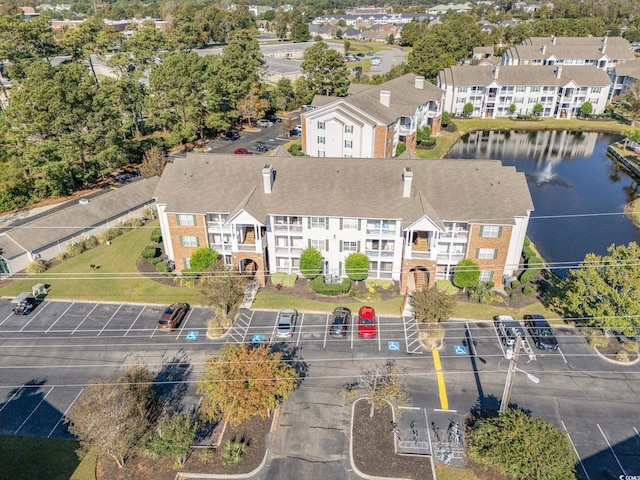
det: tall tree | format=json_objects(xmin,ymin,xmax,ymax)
[
  {"xmin": 297, "ymin": 41, "xmax": 350, "ymax": 103},
  {"xmin": 197, "ymin": 344, "xmax": 299, "ymax": 424},
  {"xmin": 289, "ymin": 9, "xmax": 311, "ymax": 42},
  {"xmin": 197, "ymin": 258, "xmax": 247, "ymax": 318},
  {"xmin": 146, "ymin": 51, "xmax": 209, "ymax": 146},
  {"xmin": 0, "ymin": 14, "xmax": 58, "ymax": 77},
  {"xmin": 468, "ymin": 408, "xmax": 575, "ymax": 480},
  {"xmin": 65, "ymin": 364, "xmax": 154, "ymax": 468},
  {"xmin": 407, "ymin": 34, "xmax": 456, "ymax": 82},
  {"xmin": 342, "ymin": 360, "xmax": 408, "ymax": 417},
  {"xmin": 563, "ymin": 242, "xmax": 640, "ymax": 336},
  {"xmin": 412, "ymin": 286, "xmax": 455, "ymax": 323},
  {"xmin": 619, "ymin": 81, "xmax": 640, "ymax": 126},
  {"xmin": 236, "ymin": 83, "xmax": 270, "ymax": 125}
]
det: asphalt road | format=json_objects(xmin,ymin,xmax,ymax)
[{"xmin": 0, "ymin": 299, "xmax": 637, "ymax": 480}]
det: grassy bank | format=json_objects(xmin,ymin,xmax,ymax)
[
  {"xmin": 0, "ymin": 224, "xmax": 199, "ymax": 305},
  {"xmin": 418, "ymin": 117, "xmax": 640, "ymax": 159}
]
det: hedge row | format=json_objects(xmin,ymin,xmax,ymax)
[
  {"xmin": 310, "ymin": 276, "xmax": 351, "ymax": 295},
  {"xmin": 271, "ymin": 272, "xmax": 297, "ymax": 287}
]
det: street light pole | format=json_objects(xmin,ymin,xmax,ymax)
[{"xmin": 500, "ymin": 338, "xmax": 521, "ymax": 413}]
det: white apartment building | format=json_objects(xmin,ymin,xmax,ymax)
[
  {"xmin": 502, "ymin": 36, "xmax": 636, "ymax": 72},
  {"xmin": 302, "ymin": 74, "xmax": 444, "ymax": 158},
  {"xmin": 437, "ymin": 64, "xmax": 611, "ymax": 119},
  {"xmin": 154, "ymin": 154, "xmax": 533, "ymax": 293}
]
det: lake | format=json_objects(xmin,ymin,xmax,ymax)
[{"xmin": 445, "ymin": 130, "xmax": 640, "ymax": 276}]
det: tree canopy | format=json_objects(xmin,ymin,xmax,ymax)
[
  {"xmin": 453, "ymin": 259, "xmax": 480, "ymax": 290},
  {"xmin": 197, "ymin": 344, "xmax": 299, "ymax": 425},
  {"xmin": 412, "ymin": 286, "xmax": 455, "ymax": 323},
  {"xmin": 296, "ymin": 41, "xmax": 350, "ymax": 104},
  {"xmin": 345, "ymin": 252, "xmax": 370, "ymax": 281},
  {"xmin": 563, "ymin": 242, "xmax": 640, "ymax": 336},
  {"xmin": 468, "ymin": 408, "xmax": 575, "ymax": 480},
  {"xmin": 299, "ymin": 247, "xmax": 323, "ymax": 279},
  {"xmin": 342, "ymin": 360, "xmax": 408, "ymax": 417}
]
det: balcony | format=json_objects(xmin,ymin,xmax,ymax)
[
  {"xmin": 274, "ymin": 224, "xmax": 303, "ymax": 232},
  {"xmin": 437, "ymin": 253, "xmax": 464, "ymax": 263},
  {"xmin": 409, "ymin": 250, "xmax": 431, "ymax": 259},
  {"xmin": 237, "ymin": 244, "xmax": 257, "ymax": 252},
  {"xmin": 366, "ymin": 250, "xmax": 394, "ymax": 258},
  {"xmin": 440, "ymin": 230, "xmax": 468, "ymax": 240},
  {"xmin": 366, "ymin": 228, "xmax": 396, "ymax": 237}
]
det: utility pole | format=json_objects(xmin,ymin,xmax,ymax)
[{"xmin": 500, "ymin": 338, "xmax": 521, "ymax": 413}]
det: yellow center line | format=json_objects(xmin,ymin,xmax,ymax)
[{"xmin": 432, "ymin": 350, "xmax": 449, "ymax": 410}]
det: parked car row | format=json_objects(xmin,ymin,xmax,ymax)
[
  {"xmin": 494, "ymin": 314, "xmax": 559, "ymax": 350},
  {"xmin": 276, "ymin": 305, "xmax": 378, "ymax": 340}
]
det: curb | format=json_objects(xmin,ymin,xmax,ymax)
[
  {"xmin": 349, "ymin": 398, "xmax": 414, "ymax": 480},
  {"xmin": 175, "ymin": 409, "xmax": 278, "ymax": 479},
  {"xmin": 593, "ymin": 345, "xmax": 640, "ymax": 366}
]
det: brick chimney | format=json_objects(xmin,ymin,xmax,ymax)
[
  {"xmin": 262, "ymin": 164, "xmax": 274, "ymax": 194},
  {"xmin": 402, "ymin": 167, "xmax": 413, "ymax": 198},
  {"xmin": 415, "ymin": 75, "xmax": 425, "ymax": 89},
  {"xmin": 380, "ymin": 90, "xmax": 391, "ymax": 107}
]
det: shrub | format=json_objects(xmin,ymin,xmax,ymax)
[
  {"xmin": 469, "ymin": 282, "xmax": 499, "ymax": 304},
  {"xmin": 271, "ymin": 272, "xmax": 287, "ymax": 286},
  {"xmin": 300, "ymin": 248, "xmax": 323, "ymax": 279},
  {"xmin": 288, "ymin": 143, "xmax": 305, "ymax": 156},
  {"xmin": 442, "ymin": 111, "xmax": 450, "ymax": 127},
  {"xmin": 223, "ymin": 439, "xmax": 246, "ymax": 466},
  {"xmin": 453, "ymin": 259, "xmax": 480, "ymax": 289},
  {"xmin": 620, "ymin": 340, "xmax": 638, "ymax": 353},
  {"xmin": 510, "ymin": 293, "xmax": 517, "ymax": 300},
  {"xmin": 587, "ymin": 330, "xmax": 609, "ymax": 348},
  {"xmin": 522, "ymin": 286, "xmax": 534, "ymax": 296},
  {"xmin": 26, "ymin": 259, "xmax": 48, "ymax": 274},
  {"xmin": 394, "ymin": 142, "xmax": 406, "ymax": 157},
  {"xmin": 141, "ymin": 246, "xmax": 159, "ymax": 260},
  {"xmin": 310, "ymin": 276, "xmax": 351, "ymax": 295},
  {"xmin": 365, "ymin": 279, "xmax": 394, "ymax": 290},
  {"xmin": 66, "ymin": 240, "xmax": 86, "ymax": 257},
  {"xmin": 345, "ymin": 252, "xmax": 369, "ymax": 281},
  {"xmin": 189, "ymin": 247, "xmax": 218, "ymax": 272},
  {"xmin": 522, "ymin": 244, "xmax": 535, "ymax": 260},
  {"xmin": 150, "ymin": 228, "xmax": 162, "ymax": 243},
  {"xmin": 207, "ymin": 316, "xmax": 232, "ymax": 338},
  {"xmin": 155, "ymin": 262, "xmax": 169, "ymax": 273},
  {"xmin": 435, "ymin": 280, "xmax": 458, "ymax": 295},
  {"xmin": 418, "ymin": 137, "xmax": 436, "ymax": 147},
  {"xmin": 150, "ymin": 257, "xmax": 163, "ymax": 265},
  {"xmin": 510, "ymin": 279, "xmax": 521, "ymax": 289},
  {"xmin": 282, "ymin": 273, "xmax": 297, "ymax": 287},
  {"xmin": 519, "ymin": 268, "xmax": 538, "ymax": 284},
  {"xmin": 616, "ymin": 350, "xmax": 629, "ymax": 362},
  {"xmin": 84, "ymin": 235, "xmax": 99, "ymax": 249},
  {"xmin": 103, "ymin": 226, "xmax": 125, "ymax": 241}
]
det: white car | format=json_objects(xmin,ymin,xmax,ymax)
[
  {"xmin": 257, "ymin": 119, "xmax": 273, "ymax": 127},
  {"xmin": 276, "ymin": 309, "xmax": 298, "ymax": 338}
]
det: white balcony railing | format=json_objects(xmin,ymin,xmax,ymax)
[{"xmin": 237, "ymin": 244, "xmax": 256, "ymax": 252}]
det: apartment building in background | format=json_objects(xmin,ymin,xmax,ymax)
[
  {"xmin": 302, "ymin": 74, "xmax": 444, "ymax": 158},
  {"xmin": 437, "ymin": 64, "xmax": 611, "ymax": 119},
  {"xmin": 153, "ymin": 154, "xmax": 533, "ymax": 293}
]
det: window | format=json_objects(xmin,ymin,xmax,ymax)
[
  {"xmin": 456, "ymin": 97, "xmax": 466, "ymax": 104},
  {"xmin": 342, "ymin": 218, "xmax": 358, "ymax": 230},
  {"xmin": 310, "ymin": 217, "xmax": 325, "ymax": 228},
  {"xmin": 176, "ymin": 214, "xmax": 196, "ymax": 226},
  {"xmin": 515, "ymin": 97, "xmax": 524, "ymax": 104},
  {"xmin": 528, "ymin": 97, "xmax": 538, "ymax": 104},
  {"xmin": 591, "ymin": 87, "xmax": 601, "ymax": 94},
  {"xmin": 345, "ymin": 125, "xmax": 353, "ymax": 133},
  {"xmin": 223, "ymin": 255, "xmax": 232, "ymax": 266},
  {"xmin": 318, "ymin": 136, "xmax": 325, "ymax": 144},
  {"xmin": 479, "ymin": 270, "xmax": 494, "ymax": 282},
  {"xmin": 317, "ymin": 121, "xmax": 325, "ymax": 129},
  {"xmin": 530, "ymin": 86, "xmax": 540, "ymax": 93},
  {"xmin": 310, "ymin": 239, "xmax": 325, "ymax": 250},
  {"xmin": 457, "ymin": 87, "xmax": 467, "ymax": 93},
  {"xmin": 318, "ymin": 150, "xmax": 326, "ymax": 157},
  {"xmin": 480, "ymin": 225, "xmax": 502, "ymax": 238},
  {"xmin": 516, "ymin": 86, "xmax": 526, "ymax": 93},
  {"xmin": 344, "ymin": 140, "xmax": 353, "ymax": 148},
  {"xmin": 206, "ymin": 213, "xmax": 227, "ymax": 224},
  {"xmin": 342, "ymin": 241, "xmax": 358, "ymax": 252},
  {"xmin": 180, "ymin": 235, "xmax": 199, "ymax": 247},
  {"xmin": 476, "ymin": 248, "xmax": 497, "ymax": 259},
  {"xmin": 276, "ymin": 257, "xmax": 290, "ymax": 268}
]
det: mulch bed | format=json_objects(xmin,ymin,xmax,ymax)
[
  {"xmin": 97, "ymin": 414, "xmax": 272, "ymax": 480},
  {"xmin": 594, "ymin": 337, "xmax": 639, "ymax": 363},
  {"xmin": 265, "ymin": 277, "xmax": 399, "ymax": 305},
  {"xmin": 352, "ymin": 400, "xmax": 433, "ymax": 480}
]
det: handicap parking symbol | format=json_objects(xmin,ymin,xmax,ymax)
[
  {"xmin": 388, "ymin": 341, "xmax": 400, "ymax": 351},
  {"xmin": 252, "ymin": 334, "xmax": 265, "ymax": 344},
  {"xmin": 186, "ymin": 331, "xmax": 199, "ymax": 341},
  {"xmin": 454, "ymin": 345, "xmax": 467, "ymax": 355}
]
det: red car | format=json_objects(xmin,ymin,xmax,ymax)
[
  {"xmin": 158, "ymin": 302, "xmax": 189, "ymax": 330},
  {"xmin": 234, "ymin": 148, "xmax": 254, "ymax": 155},
  {"xmin": 357, "ymin": 305, "xmax": 377, "ymax": 338}
]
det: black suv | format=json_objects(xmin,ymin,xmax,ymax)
[
  {"xmin": 223, "ymin": 131, "xmax": 240, "ymax": 141},
  {"xmin": 329, "ymin": 307, "xmax": 351, "ymax": 337},
  {"xmin": 524, "ymin": 314, "xmax": 558, "ymax": 350}
]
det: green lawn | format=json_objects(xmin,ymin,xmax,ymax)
[
  {"xmin": 252, "ymin": 290, "xmax": 405, "ymax": 315},
  {"xmin": 0, "ymin": 436, "xmax": 91, "ymax": 480},
  {"xmin": 452, "ymin": 300, "xmax": 558, "ymax": 321},
  {"xmin": 0, "ymin": 223, "xmax": 199, "ymax": 305}
]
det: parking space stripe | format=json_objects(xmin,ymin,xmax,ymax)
[
  {"xmin": 15, "ymin": 386, "xmax": 54, "ymax": 434},
  {"xmin": 241, "ymin": 311, "xmax": 254, "ymax": 343},
  {"xmin": 71, "ymin": 303, "xmax": 98, "ymax": 335},
  {"xmin": 0, "ymin": 311, "xmax": 15, "ymax": 327},
  {"xmin": 465, "ymin": 322, "xmax": 476, "ymax": 356},
  {"xmin": 48, "ymin": 388, "xmax": 84, "ymax": 438},
  {"xmin": 561, "ymin": 420, "xmax": 591, "ymax": 480},
  {"xmin": 46, "ymin": 303, "xmax": 76, "ymax": 333},
  {"xmin": 98, "ymin": 304, "xmax": 122, "ymax": 336},
  {"xmin": 432, "ymin": 350, "xmax": 449, "ymax": 411},
  {"xmin": 175, "ymin": 307, "xmax": 194, "ymax": 341},
  {"xmin": 350, "ymin": 317, "xmax": 354, "ymax": 349},
  {"xmin": 125, "ymin": 306, "xmax": 146, "ymax": 337},
  {"xmin": 322, "ymin": 314, "xmax": 329, "ymax": 348},
  {"xmin": 0, "ymin": 384, "xmax": 24, "ymax": 414},
  {"xmin": 295, "ymin": 313, "xmax": 304, "ymax": 347},
  {"xmin": 378, "ymin": 321, "xmax": 382, "ymax": 351},
  {"xmin": 597, "ymin": 423, "xmax": 627, "ymax": 476},
  {"xmin": 19, "ymin": 302, "xmax": 50, "ymax": 332}
]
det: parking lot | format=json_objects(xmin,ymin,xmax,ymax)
[
  {"xmin": 204, "ymin": 118, "xmax": 295, "ymax": 155},
  {"xmin": 225, "ymin": 309, "xmax": 424, "ymax": 355},
  {"xmin": 0, "ymin": 299, "xmax": 213, "ymax": 341}
]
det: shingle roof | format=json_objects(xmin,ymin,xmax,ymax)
[
  {"xmin": 438, "ymin": 65, "xmax": 611, "ymax": 87},
  {"xmin": 614, "ymin": 57, "xmax": 640, "ymax": 79},
  {"xmin": 154, "ymin": 154, "xmax": 533, "ymax": 229},
  {"xmin": 310, "ymin": 74, "xmax": 444, "ymax": 125},
  {"xmin": 507, "ymin": 36, "xmax": 635, "ymax": 63},
  {"xmin": 0, "ymin": 177, "xmax": 159, "ymax": 259}
]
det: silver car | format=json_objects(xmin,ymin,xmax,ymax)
[{"xmin": 276, "ymin": 309, "xmax": 298, "ymax": 338}]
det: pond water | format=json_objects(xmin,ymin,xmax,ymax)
[{"xmin": 445, "ymin": 130, "xmax": 640, "ymax": 276}]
